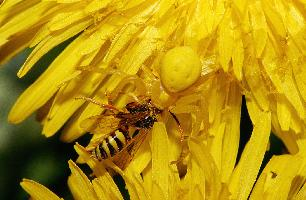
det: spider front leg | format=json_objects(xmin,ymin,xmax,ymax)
[
  {"xmin": 167, "ymin": 110, "xmax": 190, "ymax": 168},
  {"xmin": 168, "ymin": 111, "xmax": 187, "ymax": 143}
]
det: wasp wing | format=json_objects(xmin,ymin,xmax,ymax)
[
  {"xmin": 112, "ymin": 129, "xmax": 149, "ymax": 169},
  {"xmin": 80, "ymin": 114, "xmax": 121, "ymax": 135}
]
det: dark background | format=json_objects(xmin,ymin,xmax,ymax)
[
  {"xmin": 0, "ymin": 47, "xmax": 76, "ymax": 199},
  {"xmin": 0, "ymin": 44, "xmax": 284, "ymax": 199}
]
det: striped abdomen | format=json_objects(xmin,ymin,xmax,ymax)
[{"xmin": 92, "ymin": 128, "xmax": 131, "ymax": 160}]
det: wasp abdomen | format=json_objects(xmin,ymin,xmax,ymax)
[{"xmin": 93, "ymin": 128, "xmax": 130, "ymax": 160}]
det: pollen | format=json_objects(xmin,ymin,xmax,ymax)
[{"xmin": 160, "ymin": 46, "xmax": 202, "ymax": 93}]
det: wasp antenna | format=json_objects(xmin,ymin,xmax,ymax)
[
  {"xmin": 168, "ymin": 111, "xmax": 185, "ymax": 143},
  {"xmin": 75, "ymin": 96, "xmax": 119, "ymax": 112}
]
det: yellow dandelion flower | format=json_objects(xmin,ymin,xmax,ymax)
[
  {"xmin": 1, "ymin": 0, "xmax": 306, "ymax": 199},
  {"xmin": 22, "ymin": 120, "xmax": 306, "ymax": 199}
]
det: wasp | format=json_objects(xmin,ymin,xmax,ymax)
[{"xmin": 77, "ymin": 97, "xmax": 180, "ymax": 169}]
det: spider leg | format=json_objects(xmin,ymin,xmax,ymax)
[
  {"xmin": 168, "ymin": 111, "xmax": 186, "ymax": 143},
  {"xmin": 75, "ymin": 96, "xmax": 120, "ymax": 112}
]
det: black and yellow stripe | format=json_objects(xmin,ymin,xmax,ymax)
[{"xmin": 93, "ymin": 128, "xmax": 131, "ymax": 160}]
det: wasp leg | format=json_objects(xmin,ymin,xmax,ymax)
[{"xmin": 75, "ymin": 96, "xmax": 120, "ymax": 112}]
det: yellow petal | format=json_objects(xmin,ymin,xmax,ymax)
[
  {"xmin": 249, "ymin": 173, "xmax": 267, "ymax": 200},
  {"xmin": 84, "ymin": 0, "xmax": 112, "ymax": 14},
  {"xmin": 232, "ymin": 38, "xmax": 244, "ymax": 80},
  {"xmin": 0, "ymin": 0, "xmax": 24, "ymax": 11},
  {"xmin": 189, "ymin": 138, "xmax": 222, "ymax": 199},
  {"xmin": 90, "ymin": 179, "xmax": 108, "ymax": 200},
  {"xmin": 208, "ymin": 0, "xmax": 226, "ymax": 34},
  {"xmin": 41, "ymin": 74, "xmax": 99, "ymax": 137},
  {"xmin": 151, "ymin": 0, "xmax": 176, "ymax": 22},
  {"xmin": 218, "ymin": 9, "xmax": 234, "ymax": 72},
  {"xmin": 254, "ymin": 155, "xmax": 303, "ymax": 199},
  {"xmin": 244, "ymin": 59, "xmax": 269, "ymax": 112},
  {"xmin": 179, "ymin": 168, "xmax": 198, "ymax": 200},
  {"xmin": 276, "ymin": 95, "xmax": 291, "ymax": 131},
  {"xmin": 123, "ymin": 168, "xmax": 150, "ymax": 200},
  {"xmin": 17, "ymin": 19, "xmax": 92, "ymax": 77},
  {"xmin": 92, "ymin": 178, "xmax": 123, "ymax": 200},
  {"xmin": 61, "ymin": 26, "xmax": 162, "ymax": 141},
  {"xmin": 218, "ymin": 183, "xmax": 231, "ymax": 199},
  {"xmin": 151, "ymin": 122, "xmax": 169, "ymax": 200},
  {"xmin": 271, "ymin": 111, "xmax": 299, "ymax": 154},
  {"xmin": 262, "ymin": 40, "xmax": 305, "ymax": 120},
  {"xmin": 229, "ymin": 111, "xmax": 271, "ymax": 199},
  {"xmin": 233, "ymin": 0, "xmax": 247, "ymax": 18},
  {"xmin": 47, "ymin": 9, "xmax": 88, "ymax": 32},
  {"xmin": 79, "ymin": 17, "xmax": 124, "ymax": 56},
  {"xmin": 208, "ymin": 74, "xmax": 227, "ymax": 124},
  {"xmin": 74, "ymin": 144, "xmax": 124, "ymax": 200},
  {"xmin": 8, "ymin": 33, "xmax": 90, "ymax": 124},
  {"xmin": 0, "ymin": 30, "xmax": 34, "ymax": 65},
  {"xmin": 68, "ymin": 160, "xmax": 97, "ymax": 200},
  {"xmin": 221, "ymin": 82, "xmax": 241, "ymax": 183},
  {"xmin": 208, "ymin": 76, "xmax": 230, "ymax": 172},
  {"xmin": 276, "ymin": 1, "xmax": 306, "ymax": 55},
  {"xmin": 42, "ymin": 20, "xmax": 121, "ymax": 136},
  {"xmin": 261, "ymin": 0, "xmax": 286, "ymax": 38},
  {"xmin": 0, "ymin": 1, "xmax": 55, "ymax": 45},
  {"xmin": 210, "ymin": 122, "xmax": 225, "ymax": 171},
  {"xmin": 189, "ymin": 158, "xmax": 206, "ymax": 199},
  {"xmin": 142, "ymin": 164, "xmax": 153, "ymax": 196},
  {"xmin": 20, "ymin": 179, "xmax": 62, "ymax": 200},
  {"xmin": 88, "ymin": 151, "xmax": 149, "ymax": 200},
  {"xmin": 289, "ymin": 40, "xmax": 306, "ymax": 103},
  {"xmin": 103, "ymin": 2, "xmax": 159, "ymax": 64},
  {"xmin": 184, "ymin": 0, "xmax": 210, "ymax": 47},
  {"xmin": 118, "ymin": 26, "xmax": 163, "ymax": 73},
  {"xmin": 168, "ymin": 164, "xmax": 181, "ymax": 200},
  {"xmin": 103, "ymin": 22, "xmax": 142, "ymax": 64},
  {"xmin": 245, "ymin": 93, "xmax": 262, "ymax": 124},
  {"xmin": 129, "ymin": 135, "xmax": 151, "ymax": 175},
  {"xmin": 248, "ymin": 2, "xmax": 268, "ymax": 57},
  {"xmin": 293, "ymin": 181, "xmax": 306, "ymax": 200},
  {"xmin": 55, "ymin": 0, "xmax": 82, "ymax": 3}
]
